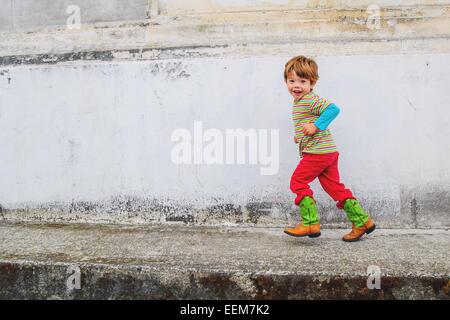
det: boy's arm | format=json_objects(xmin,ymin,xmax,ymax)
[
  {"xmin": 302, "ymin": 104, "xmax": 339, "ymax": 135},
  {"xmin": 314, "ymin": 103, "xmax": 340, "ymax": 130}
]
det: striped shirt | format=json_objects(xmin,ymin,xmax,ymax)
[{"xmin": 292, "ymin": 92, "xmax": 338, "ymax": 157}]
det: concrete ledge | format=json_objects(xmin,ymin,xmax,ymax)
[
  {"xmin": 1, "ymin": 5, "xmax": 449, "ymax": 61},
  {"xmin": 1, "ymin": 37, "xmax": 450, "ymax": 67},
  {"xmin": 0, "ymin": 222, "xmax": 448, "ymax": 299}
]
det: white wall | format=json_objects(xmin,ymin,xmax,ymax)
[
  {"xmin": 1, "ymin": 54, "xmax": 449, "ymax": 227},
  {"xmin": 0, "ymin": 0, "xmax": 449, "ymax": 227}
]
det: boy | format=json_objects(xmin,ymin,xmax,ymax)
[{"xmin": 283, "ymin": 55, "xmax": 375, "ymax": 242}]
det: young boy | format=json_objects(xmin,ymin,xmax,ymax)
[{"xmin": 283, "ymin": 55, "xmax": 376, "ymax": 242}]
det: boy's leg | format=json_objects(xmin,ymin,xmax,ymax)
[
  {"xmin": 316, "ymin": 152, "xmax": 354, "ymax": 207},
  {"xmin": 341, "ymin": 199, "xmax": 376, "ymax": 242},
  {"xmin": 290, "ymin": 153, "xmax": 331, "ymax": 205},
  {"xmin": 284, "ymin": 196, "xmax": 321, "ymax": 237},
  {"xmin": 317, "ymin": 152, "xmax": 376, "ymax": 241},
  {"xmin": 285, "ymin": 153, "xmax": 336, "ymax": 237}
]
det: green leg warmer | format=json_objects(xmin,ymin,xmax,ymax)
[
  {"xmin": 343, "ymin": 198, "xmax": 369, "ymax": 227},
  {"xmin": 299, "ymin": 196, "xmax": 320, "ymax": 226}
]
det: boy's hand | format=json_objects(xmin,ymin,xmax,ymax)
[
  {"xmin": 294, "ymin": 136, "xmax": 299, "ymax": 144},
  {"xmin": 301, "ymin": 123, "xmax": 318, "ymax": 136}
]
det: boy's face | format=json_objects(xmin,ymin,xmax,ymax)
[{"xmin": 286, "ymin": 71, "xmax": 314, "ymax": 100}]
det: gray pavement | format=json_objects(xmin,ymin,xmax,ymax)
[{"xmin": 0, "ymin": 221, "xmax": 449, "ymax": 299}]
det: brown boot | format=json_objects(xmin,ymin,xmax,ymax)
[
  {"xmin": 342, "ymin": 218, "xmax": 376, "ymax": 242},
  {"xmin": 284, "ymin": 223, "xmax": 321, "ymax": 238}
]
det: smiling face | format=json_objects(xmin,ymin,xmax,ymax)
[{"xmin": 286, "ymin": 71, "xmax": 315, "ymax": 100}]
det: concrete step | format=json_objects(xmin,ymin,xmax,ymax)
[{"xmin": 0, "ymin": 221, "xmax": 448, "ymax": 299}]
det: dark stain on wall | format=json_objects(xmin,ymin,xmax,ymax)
[
  {"xmin": 2, "ymin": 187, "xmax": 449, "ymax": 228},
  {"xmin": 0, "ymin": 45, "xmax": 229, "ymax": 67},
  {"xmin": 401, "ymin": 186, "xmax": 450, "ymax": 229},
  {"xmin": 0, "ymin": 69, "xmax": 11, "ymax": 84},
  {"xmin": 246, "ymin": 202, "xmax": 272, "ymax": 224},
  {"xmin": 203, "ymin": 203, "xmax": 243, "ymax": 223},
  {"xmin": 0, "ymin": 51, "xmax": 114, "ymax": 66}
]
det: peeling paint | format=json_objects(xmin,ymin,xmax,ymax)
[
  {"xmin": 0, "ymin": 69, "xmax": 11, "ymax": 84},
  {"xmin": 204, "ymin": 203, "xmax": 243, "ymax": 223},
  {"xmin": 246, "ymin": 202, "xmax": 272, "ymax": 224},
  {"xmin": 0, "ymin": 193, "xmax": 441, "ymax": 228},
  {"xmin": 0, "ymin": 46, "xmax": 228, "ymax": 67},
  {"xmin": 0, "ymin": 51, "xmax": 115, "ymax": 66}
]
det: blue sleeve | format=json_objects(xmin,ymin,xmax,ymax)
[{"xmin": 314, "ymin": 103, "xmax": 340, "ymax": 130}]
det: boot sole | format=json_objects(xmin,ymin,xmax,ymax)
[
  {"xmin": 284, "ymin": 230, "xmax": 321, "ymax": 238},
  {"xmin": 342, "ymin": 224, "xmax": 376, "ymax": 242},
  {"xmin": 308, "ymin": 232, "xmax": 321, "ymax": 238},
  {"xmin": 366, "ymin": 224, "xmax": 376, "ymax": 234}
]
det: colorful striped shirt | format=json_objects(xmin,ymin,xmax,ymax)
[{"xmin": 292, "ymin": 92, "xmax": 338, "ymax": 157}]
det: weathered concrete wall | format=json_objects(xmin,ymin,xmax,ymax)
[
  {"xmin": 0, "ymin": 0, "xmax": 150, "ymax": 32},
  {"xmin": 0, "ymin": 1, "xmax": 449, "ymax": 228}
]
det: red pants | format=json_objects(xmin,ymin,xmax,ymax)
[{"xmin": 290, "ymin": 152, "xmax": 354, "ymax": 209}]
